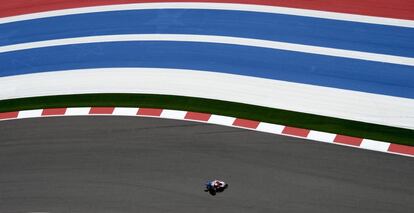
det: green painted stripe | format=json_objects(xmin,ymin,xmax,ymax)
[{"xmin": 1, "ymin": 93, "xmax": 413, "ymax": 146}]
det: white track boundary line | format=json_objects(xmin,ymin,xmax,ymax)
[{"xmin": 1, "ymin": 34, "xmax": 413, "ymax": 66}]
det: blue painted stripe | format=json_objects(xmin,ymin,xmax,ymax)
[
  {"xmin": 1, "ymin": 9, "xmax": 413, "ymax": 57},
  {"xmin": 1, "ymin": 41, "xmax": 413, "ymax": 98}
]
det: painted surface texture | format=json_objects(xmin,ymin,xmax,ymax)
[{"xmin": 0, "ymin": 1, "xmax": 413, "ymax": 129}]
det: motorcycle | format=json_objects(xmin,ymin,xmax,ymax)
[{"xmin": 204, "ymin": 180, "xmax": 228, "ymax": 196}]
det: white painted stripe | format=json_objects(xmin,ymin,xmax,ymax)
[
  {"xmin": 208, "ymin": 115, "xmax": 236, "ymax": 126},
  {"xmin": 113, "ymin": 107, "xmax": 139, "ymax": 116},
  {"xmin": 360, "ymin": 139, "xmax": 391, "ymax": 152},
  {"xmin": 65, "ymin": 107, "xmax": 91, "ymax": 115},
  {"xmin": 17, "ymin": 109, "xmax": 43, "ymax": 118},
  {"xmin": 256, "ymin": 122, "xmax": 284, "ymax": 134},
  {"xmin": 307, "ymin": 130, "xmax": 336, "ymax": 143},
  {"xmin": 1, "ymin": 34, "xmax": 412, "ymax": 66},
  {"xmin": 386, "ymin": 151, "xmax": 414, "ymax": 158},
  {"xmin": 0, "ymin": 3, "xmax": 412, "ymax": 28},
  {"xmin": 160, "ymin": 109, "xmax": 187, "ymax": 119},
  {"xmin": 1, "ymin": 68, "xmax": 414, "ymax": 129}
]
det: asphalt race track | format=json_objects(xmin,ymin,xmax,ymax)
[{"xmin": 0, "ymin": 116, "xmax": 413, "ymax": 213}]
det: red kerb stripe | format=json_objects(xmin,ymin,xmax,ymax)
[
  {"xmin": 232, "ymin": 118, "xmax": 259, "ymax": 129},
  {"xmin": 185, "ymin": 112, "xmax": 211, "ymax": 121},
  {"xmin": 388, "ymin": 144, "xmax": 414, "ymax": 156},
  {"xmin": 89, "ymin": 107, "xmax": 115, "ymax": 114},
  {"xmin": 137, "ymin": 108, "xmax": 163, "ymax": 116},
  {"xmin": 0, "ymin": 111, "xmax": 19, "ymax": 120},
  {"xmin": 42, "ymin": 108, "xmax": 67, "ymax": 116},
  {"xmin": 334, "ymin": 135, "xmax": 363, "ymax": 146},
  {"xmin": 282, "ymin": 126, "xmax": 310, "ymax": 137},
  {"xmin": 0, "ymin": 0, "xmax": 412, "ymax": 20}
]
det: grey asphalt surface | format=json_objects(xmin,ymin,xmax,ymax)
[{"xmin": 0, "ymin": 116, "xmax": 413, "ymax": 213}]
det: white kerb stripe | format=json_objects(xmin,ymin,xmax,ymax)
[
  {"xmin": 307, "ymin": 130, "xmax": 336, "ymax": 143},
  {"xmin": 256, "ymin": 122, "xmax": 284, "ymax": 134},
  {"xmin": 17, "ymin": 109, "xmax": 43, "ymax": 118},
  {"xmin": 360, "ymin": 139, "xmax": 391, "ymax": 152},
  {"xmin": 113, "ymin": 107, "xmax": 139, "ymax": 116},
  {"xmin": 160, "ymin": 109, "xmax": 187, "ymax": 119},
  {"xmin": 208, "ymin": 115, "xmax": 236, "ymax": 126},
  {"xmin": 0, "ymin": 2, "xmax": 412, "ymax": 28},
  {"xmin": 1, "ymin": 34, "xmax": 412, "ymax": 66},
  {"xmin": 65, "ymin": 107, "xmax": 91, "ymax": 115}
]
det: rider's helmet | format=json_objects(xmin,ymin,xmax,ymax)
[{"xmin": 214, "ymin": 180, "xmax": 222, "ymax": 187}]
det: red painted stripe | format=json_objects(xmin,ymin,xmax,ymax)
[
  {"xmin": 0, "ymin": 111, "xmax": 19, "ymax": 120},
  {"xmin": 388, "ymin": 143, "xmax": 414, "ymax": 156},
  {"xmin": 41, "ymin": 108, "xmax": 67, "ymax": 116},
  {"xmin": 185, "ymin": 111, "xmax": 211, "ymax": 121},
  {"xmin": 233, "ymin": 118, "xmax": 259, "ymax": 129},
  {"xmin": 282, "ymin": 126, "xmax": 310, "ymax": 137},
  {"xmin": 89, "ymin": 107, "xmax": 115, "ymax": 114},
  {"xmin": 0, "ymin": 0, "xmax": 412, "ymax": 20},
  {"xmin": 334, "ymin": 135, "xmax": 363, "ymax": 146},
  {"xmin": 137, "ymin": 108, "xmax": 163, "ymax": 116}
]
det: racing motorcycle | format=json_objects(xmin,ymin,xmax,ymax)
[{"xmin": 204, "ymin": 180, "xmax": 228, "ymax": 196}]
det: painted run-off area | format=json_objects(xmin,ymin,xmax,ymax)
[{"xmin": 0, "ymin": 2, "xmax": 409, "ymax": 143}]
